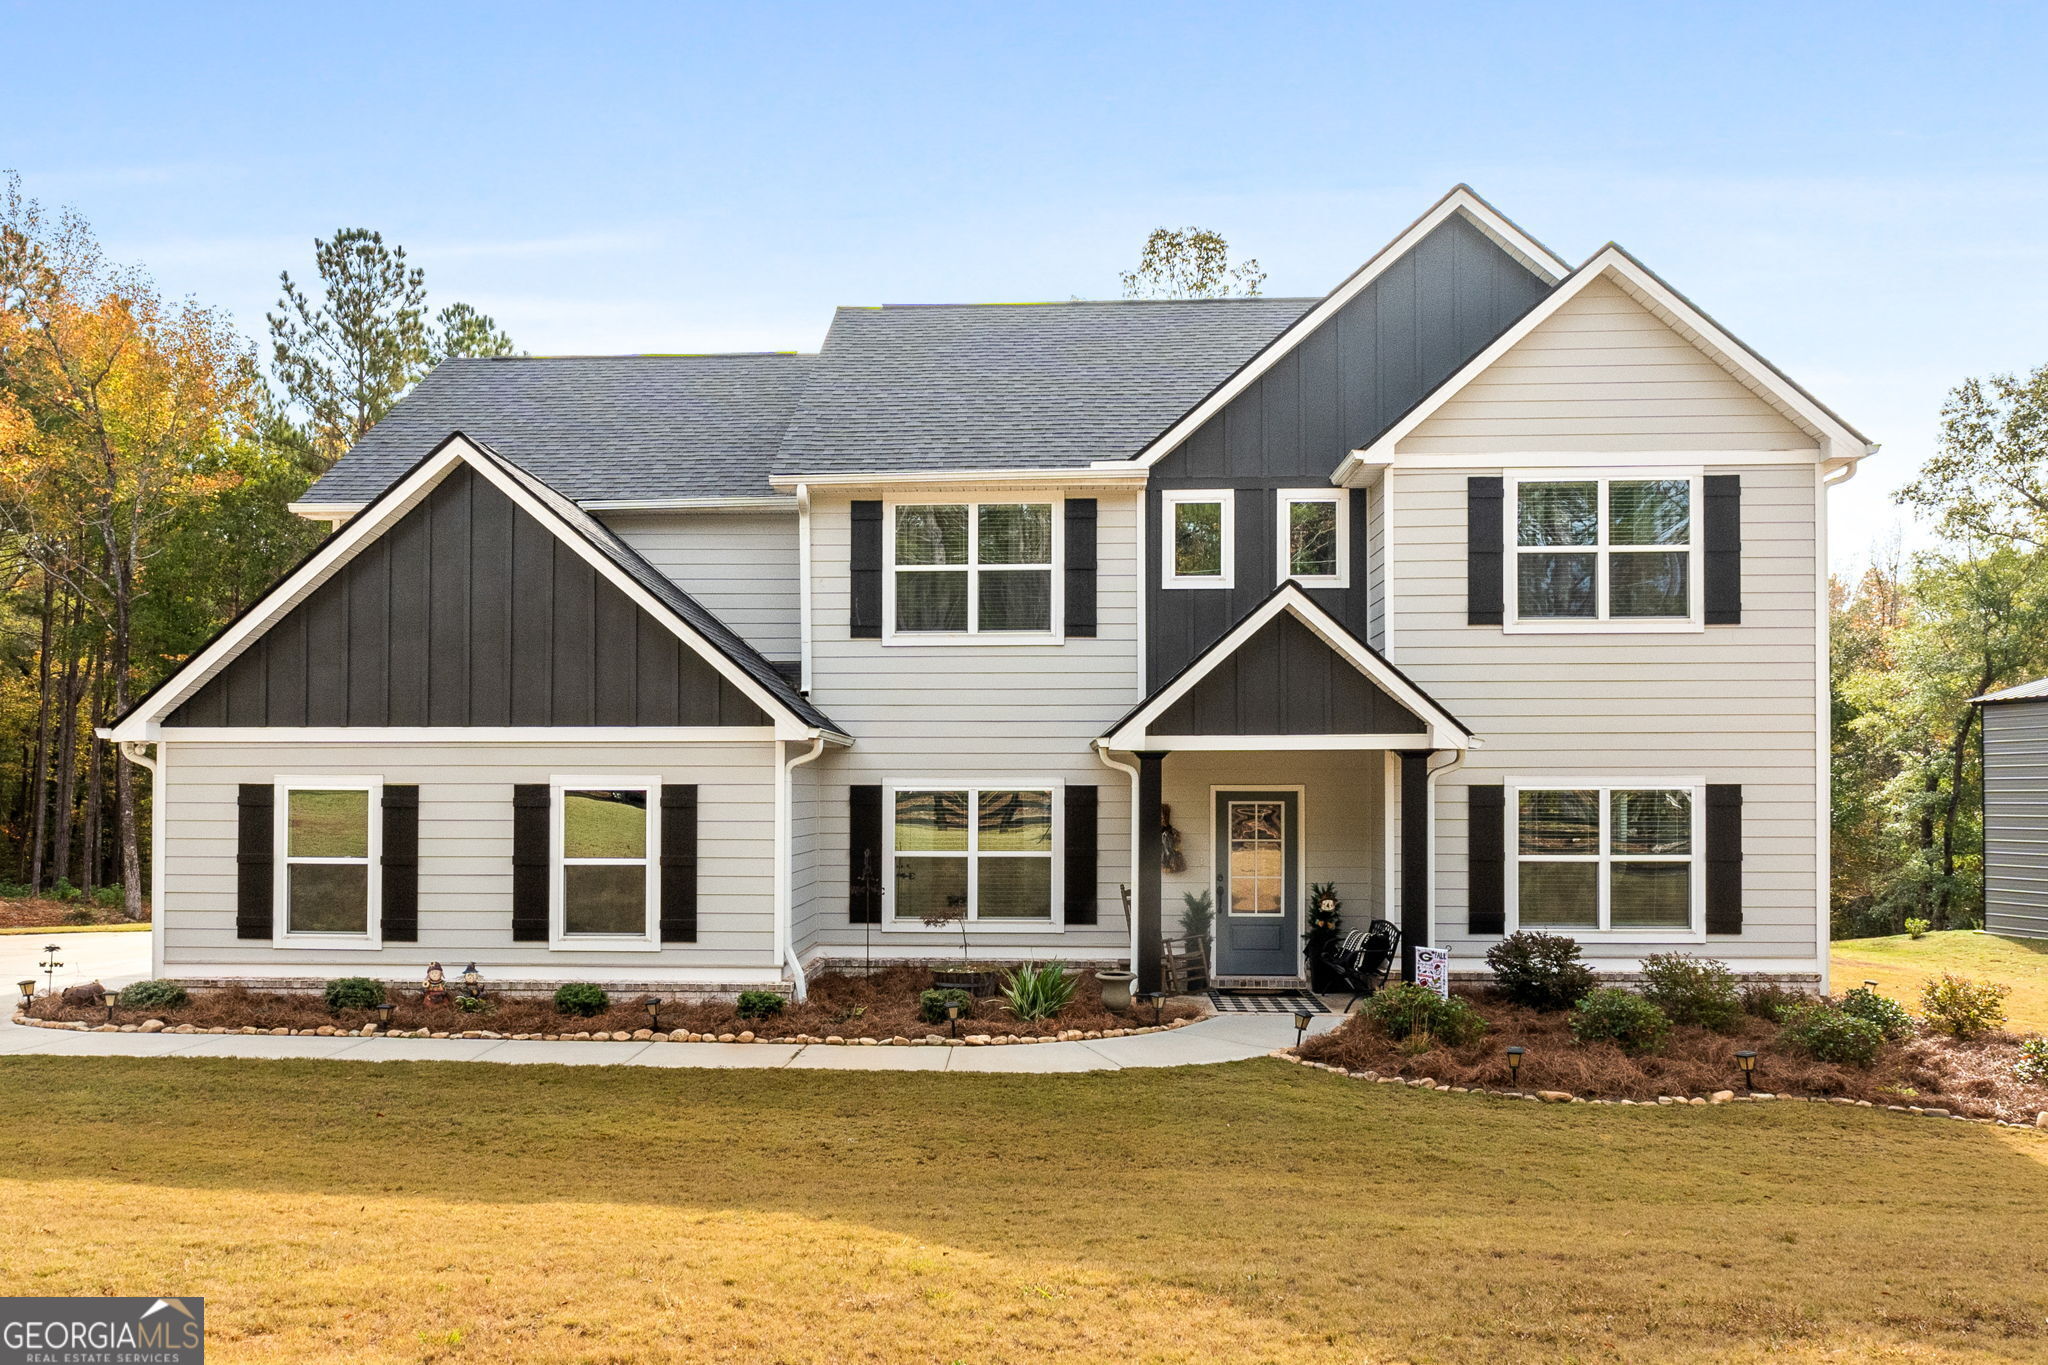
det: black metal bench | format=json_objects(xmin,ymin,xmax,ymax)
[{"xmin": 1316, "ymin": 919, "xmax": 1401, "ymax": 1008}]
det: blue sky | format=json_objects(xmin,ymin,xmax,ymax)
[{"xmin": 7, "ymin": 0, "xmax": 2045, "ymax": 564}]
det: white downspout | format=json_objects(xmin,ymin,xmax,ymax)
[
  {"xmin": 777, "ymin": 736, "xmax": 827, "ymax": 1001},
  {"xmin": 796, "ymin": 483, "xmax": 813, "ymax": 695},
  {"xmin": 118, "ymin": 740, "xmax": 164, "ymax": 979},
  {"xmin": 1094, "ymin": 741, "xmax": 1142, "ymax": 971}
]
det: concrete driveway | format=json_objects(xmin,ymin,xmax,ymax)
[{"xmin": 1, "ymin": 929, "xmax": 152, "ymax": 1019}]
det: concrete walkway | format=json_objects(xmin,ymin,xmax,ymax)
[{"xmin": 0, "ymin": 931, "xmax": 1342, "ymax": 1072}]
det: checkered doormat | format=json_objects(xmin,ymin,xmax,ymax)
[{"xmin": 1208, "ymin": 991, "xmax": 1328, "ymax": 1015}]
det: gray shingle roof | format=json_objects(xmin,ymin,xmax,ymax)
[
  {"xmin": 304, "ymin": 353, "xmax": 815, "ymax": 504},
  {"xmin": 773, "ymin": 298, "xmax": 1313, "ymax": 477}
]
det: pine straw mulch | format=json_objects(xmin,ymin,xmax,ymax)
[
  {"xmin": 1297, "ymin": 991, "xmax": 2048, "ymax": 1123},
  {"xmin": 0, "ymin": 897, "xmax": 148, "ymax": 930},
  {"xmin": 27, "ymin": 965, "xmax": 1203, "ymax": 1042}
]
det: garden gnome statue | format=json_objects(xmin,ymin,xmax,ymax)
[{"xmin": 423, "ymin": 961, "xmax": 449, "ymax": 1008}]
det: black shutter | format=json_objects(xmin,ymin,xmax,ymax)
[
  {"xmin": 1467, "ymin": 784, "xmax": 1506, "ymax": 935},
  {"xmin": 849, "ymin": 784, "xmax": 883, "ymax": 923},
  {"xmin": 511, "ymin": 784, "xmax": 550, "ymax": 941},
  {"xmin": 1704, "ymin": 475, "xmax": 1742, "ymax": 624},
  {"xmin": 380, "ymin": 785, "xmax": 420, "ymax": 943},
  {"xmin": 235, "ymin": 784, "xmax": 274, "ymax": 940},
  {"xmin": 660, "ymin": 784, "xmax": 698, "ymax": 943},
  {"xmin": 850, "ymin": 500, "xmax": 883, "ymax": 639},
  {"xmin": 1064, "ymin": 785, "xmax": 1098, "ymax": 924},
  {"xmin": 1065, "ymin": 499, "xmax": 1098, "ymax": 638},
  {"xmin": 1467, "ymin": 476, "xmax": 1505, "ymax": 626},
  {"xmin": 1706, "ymin": 784, "xmax": 1743, "ymax": 934}
]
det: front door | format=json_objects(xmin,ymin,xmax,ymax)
[{"xmin": 1213, "ymin": 790, "xmax": 1300, "ymax": 979}]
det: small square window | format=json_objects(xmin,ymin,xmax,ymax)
[
  {"xmin": 1276, "ymin": 490, "xmax": 1349, "ymax": 587},
  {"xmin": 1163, "ymin": 491, "xmax": 1234, "ymax": 589}
]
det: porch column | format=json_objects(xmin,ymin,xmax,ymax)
[
  {"xmin": 1135, "ymin": 750, "xmax": 1168, "ymax": 993},
  {"xmin": 1399, "ymin": 750, "xmax": 1431, "ymax": 981}
]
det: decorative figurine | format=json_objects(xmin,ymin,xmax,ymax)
[
  {"xmin": 1159, "ymin": 804, "xmax": 1187, "ymax": 874},
  {"xmin": 423, "ymin": 961, "xmax": 450, "ymax": 1008}
]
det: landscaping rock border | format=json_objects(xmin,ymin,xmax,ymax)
[
  {"xmin": 10, "ymin": 1009, "xmax": 1203, "ymax": 1047},
  {"xmin": 1274, "ymin": 1049, "xmax": 2048, "ymax": 1131}
]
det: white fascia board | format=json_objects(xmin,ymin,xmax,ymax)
[
  {"xmin": 1134, "ymin": 733, "xmax": 1443, "ymax": 752},
  {"xmin": 286, "ymin": 501, "xmax": 362, "ymax": 522},
  {"xmin": 1099, "ymin": 186, "xmax": 1571, "ymax": 474},
  {"xmin": 1332, "ymin": 449, "xmax": 1394, "ymax": 488},
  {"xmin": 1101, "ymin": 584, "xmax": 1468, "ymax": 751},
  {"xmin": 1348, "ymin": 247, "xmax": 1878, "ymax": 472},
  {"xmin": 767, "ymin": 467, "xmax": 1148, "ymax": 491},
  {"xmin": 583, "ymin": 496, "xmax": 799, "ymax": 512},
  {"xmin": 127, "ymin": 726, "xmax": 783, "ymax": 744},
  {"xmin": 108, "ymin": 436, "xmax": 831, "ymax": 743}
]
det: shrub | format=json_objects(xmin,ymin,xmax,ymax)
[
  {"xmin": 1360, "ymin": 984, "xmax": 1488, "ymax": 1047},
  {"xmin": 0, "ymin": 880, "xmax": 29, "ymax": 898},
  {"xmin": 1918, "ymin": 973, "xmax": 2009, "ymax": 1039},
  {"xmin": 2016, "ymin": 1039, "xmax": 2048, "ymax": 1087},
  {"xmin": 454, "ymin": 993, "xmax": 493, "ymax": 1015},
  {"xmin": 735, "ymin": 990, "xmax": 785, "ymax": 1021},
  {"xmin": 1485, "ymin": 931, "xmax": 1597, "ymax": 1011},
  {"xmin": 918, "ymin": 987, "xmax": 973, "ymax": 1025},
  {"xmin": 1740, "ymin": 982, "xmax": 1805, "ymax": 1021},
  {"xmin": 323, "ymin": 977, "xmax": 385, "ymax": 1011},
  {"xmin": 93, "ymin": 884, "xmax": 123, "ymax": 908},
  {"xmin": 117, "ymin": 979, "xmax": 187, "ymax": 1011},
  {"xmin": 51, "ymin": 877, "xmax": 82, "ymax": 903},
  {"xmin": 1779, "ymin": 1002, "xmax": 1884, "ymax": 1066},
  {"xmin": 553, "ymin": 983, "xmax": 610, "ymax": 1017},
  {"xmin": 1001, "ymin": 963, "xmax": 1078, "ymax": 1021},
  {"xmin": 1904, "ymin": 917, "xmax": 1931, "ymax": 940},
  {"xmin": 61, "ymin": 906, "xmax": 95, "ymax": 926},
  {"xmin": 1570, "ymin": 988, "xmax": 1671, "ymax": 1055},
  {"xmin": 1837, "ymin": 985, "xmax": 1914, "ymax": 1042},
  {"xmin": 1637, "ymin": 953, "xmax": 1743, "ymax": 1032}
]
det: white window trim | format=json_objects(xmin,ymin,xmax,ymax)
[
  {"xmin": 1275, "ymin": 488, "xmax": 1350, "ymax": 589},
  {"xmin": 549, "ymin": 774, "xmax": 662, "ymax": 952},
  {"xmin": 1162, "ymin": 489, "xmax": 1235, "ymax": 590},
  {"xmin": 1503, "ymin": 472, "xmax": 1704, "ymax": 634},
  {"xmin": 274, "ymin": 775, "xmax": 382, "ymax": 950},
  {"xmin": 881, "ymin": 780, "xmax": 1066, "ymax": 934},
  {"xmin": 881, "ymin": 497, "xmax": 1064, "ymax": 645},
  {"xmin": 1505, "ymin": 779, "xmax": 1706, "ymax": 942}
]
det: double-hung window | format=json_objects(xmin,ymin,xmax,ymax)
[
  {"xmin": 890, "ymin": 502, "xmax": 1056, "ymax": 636},
  {"xmin": 889, "ymin": 785, "xmax": 1059, "ymax": 927},
  {"xmin": 1163, "ymin": 489, "xmax": 1233, "ymax": 589},
  {"xmin": 1276, "ymin": 489, "xmax": 1349, "ymax": 587},
  {"xmin": 1512, "ymin": 477, "xmax": 1698, "ymax": 626},
  {"xmin": 554, "ymin": 780, "xmax": 658, "ymax": 942},
  {"xmin": 277, "ymin": 778, "xmax": 380, "ymax": 943},
  {"xmin": 1513, "ymin": 785, "xmax": 1699, "ymax": 934}
]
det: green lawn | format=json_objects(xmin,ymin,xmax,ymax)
[
  {"xmin": 1834, "ymin": 930, "xmax": 2048, "ymax": 1034},
  {"xmin": 1, "ymin": 1056, "xmax": 2044, "ymax": 1363}
]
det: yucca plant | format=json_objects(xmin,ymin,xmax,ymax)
[{"xmin": 999, "ymin": 962, "xmax": 1078, "ymax": 1021}]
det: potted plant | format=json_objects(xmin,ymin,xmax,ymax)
[
  {"xmin": 924, "ymin": 902, "xmax": 996, "ymax": 996},
  {"xmin": 1304, "ymin": 883, "xmax": 1342, "ymax": 992}
]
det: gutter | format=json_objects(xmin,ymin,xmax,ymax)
[
  {"xmin": 1092, "ymin": 741, "xmax": 1143, "ymax": 973},
  {"xmin": 777, "ymin": 737, "xmax": 828, "ymax": 1002}
]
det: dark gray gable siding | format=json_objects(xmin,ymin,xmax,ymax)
[
  {"xmin": 167, "ymin": 464, "xmax": 771, "ymax": 728},
  {"xmin": 1151, "ymin": 612, "xmax": 1428, "ymax": 736},
  {"xmin": 1146, "ymin": 213, "xmax": 1553, "ymax": 687}
]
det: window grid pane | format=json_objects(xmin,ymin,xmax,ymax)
[
  {"xmin": 1514, "ymin": 480, "xmax": 1695, "ymax": 623},
  {"xmin": 893, "ymin": 788, "xmax": 1056, "ymax": 922},
  {"xmin": 288, "ymin": 789, "xmax": 369, "ymax": 859},
  {"xmin": 1516, "ymin": 786, "xmax": 1694, "ymax": 932}
]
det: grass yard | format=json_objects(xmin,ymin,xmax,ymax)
[
  {"xmin": 2, "ymin": 1057, "xmax": 2045, "ymax": 1363},
  {"xmin": 1834, "ymin": 930, "xmax": 2048, "ymax": 1034}
]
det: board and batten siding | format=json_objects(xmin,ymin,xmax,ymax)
[
  {"xmin": 791, "ymin": 486, "xmax": 1142, "ymax": 963},
  {"xmin": 602, "ymin": 510, "xmax": 801, "ymax": 662},
  {"xmin": 1981, "ymin": 700, "xmax": 2048, "ymax": 939},
  {"xmin": 1388, "ymin": 276, "xmax": 1825, "ymax": 969},
  {"xmin": 158, "ymin": 739, "xmax": 782, "ymax": 982}
]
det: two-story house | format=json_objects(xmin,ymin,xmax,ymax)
[{"xmin": 104, "ymin": 187, "xmax": 1873, "ymax": 998}]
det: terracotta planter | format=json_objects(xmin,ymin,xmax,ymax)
[{"xmin": 1096, "ymin": 970, "xmax": 1136, "ymax": 1013}]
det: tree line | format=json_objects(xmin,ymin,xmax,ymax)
[{"xmin": 0, "ymin": 172, "xmax": 516, "ymax": 914}]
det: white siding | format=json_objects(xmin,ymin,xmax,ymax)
[
  {"xmin": 1982, "ymin": 701, "xmax": 2048, "ymax": 939},
  {"xmin": 1398, "ymin": 277, "xmax": 1813, "ymax": 456},
  {"xmin": 158, "ymin": 739, "xmax": 781, "ymax": 983},
  {"xmin": 1387, "ymin": 460, "xmax": 1822, "ymax": 968},
  {"xmin": 797, "ymin": 487, "xmax": 1143, "ymax": 961},
  {"xmin": 604, "ymin": 510, "xmax": 801, "ymax": 661}
]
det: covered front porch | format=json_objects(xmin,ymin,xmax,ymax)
[{"xmin": 1099, "ymin": 584, "xmax": 1470, "ymax": 994}]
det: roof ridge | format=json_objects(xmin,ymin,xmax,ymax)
[
  {"xmin": 840, "ymin": 296, "xmax": 1318, "ymax": 312},
  {"xmin": 448, "ymin": 351, "xmax": 814, "ymax": 362}
]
